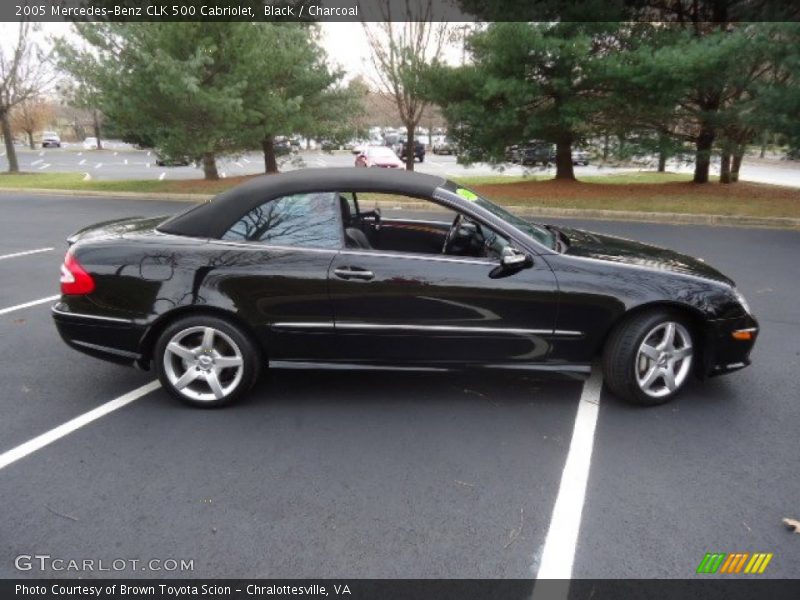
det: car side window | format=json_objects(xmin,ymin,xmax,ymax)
[
  {"xmin": 222, "ymin": 192, "xmax": 341, "ymax": 249},
  {"xmin": 339, "ymin": 191, "xmax": 513, "ymax": 260}
]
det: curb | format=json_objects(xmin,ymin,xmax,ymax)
[{"xmin": 1, "ymin": 187, "xmax": 798, "ymax": 230}]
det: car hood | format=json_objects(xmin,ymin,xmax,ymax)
[
  {"xmin": 559, "ymin": 227, "xmax": 734, "ymax": 285},
  {"xmin": 67, "ymin": 216, "xmax": 168, "ymax": 245}
]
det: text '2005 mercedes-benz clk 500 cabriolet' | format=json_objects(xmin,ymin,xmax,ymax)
[{"xmin": 52, "ymin": 168, "xmax": 757, "ymax": 407}]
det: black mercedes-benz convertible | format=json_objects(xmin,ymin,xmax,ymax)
[{"xmin": 52, "ymin": 168, "xmax": 758, "ymax": 407}]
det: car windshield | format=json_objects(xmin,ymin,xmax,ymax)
[{"xmin": 442, "ymin": 181, "xmax": 556, "ymax": 250}]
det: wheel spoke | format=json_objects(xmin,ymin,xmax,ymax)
[
  {"xmin": 173, "ymin": 368, "xmax": 199, "ymax": 390},
  {"xmin": 663, "ymin": 367, "xmax": 677, "ymax": 391},
  {"xmin": 215, "ymin": 355, "xmax": 243, "ymax": 368},
  {"xmin": 662, "ymin": 322, "xmax": 676, "ymax": 350},
  {"xmin": 201, "ymin": 327, "xmax": 215, "ymax": 351},
  {"xmin": 166, "ymin": 341, "xmax": 195, "ymax": 361},
  {"xmin": 640, "ymin": 366, "xmax": 660, "ymax": 390},
  {"xmin": 640, "ymin": 344, "xmax": 660, "ymax": 360},
  {"xmin": 207, "ymin": 370, "xmax": 225, "ymax": 399},
  {"xmin": 672, "ymin": 346, "xmax": 692, "ymax": 360}
]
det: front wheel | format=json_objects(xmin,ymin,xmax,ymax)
[
  {"xmin": 602, "ymin": 311, "xmax": 695, "ymax": 406},
  {"xmin": 154, "ymin": 315, "xmax": 261, "ymax": 407}
]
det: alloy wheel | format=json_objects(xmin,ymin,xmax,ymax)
[
  {"xmin": 635, "ymin": 321, "xmax": 693, "ymax": 398},
  {"xmin": 162, "ymin": 326, "xmax": 244, "ymax": 402}
]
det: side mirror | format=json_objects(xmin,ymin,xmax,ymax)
[
  {"xmin": 501, "ymin": 252, "xmax": 529, "ymax": 268},
  {"xmin": 491, "ymin": 248, "xmax": 532, "ymax": 278}
]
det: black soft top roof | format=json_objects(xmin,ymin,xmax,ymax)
[{"xmin": 158, "ymin": 168, "xmax": 447, "ymax": 239}]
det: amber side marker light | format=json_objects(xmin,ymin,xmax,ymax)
[{"xmin": 732, "ymin": 329, "xmax": 756, "ymax": 341}]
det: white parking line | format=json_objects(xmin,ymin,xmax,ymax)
[
  {"xmin": 31, "ymin": 159, "xmax": 42, "ymax": 166},
  {"xmin": 0, "ymin": 380, "xmax": 161, "ymax": 471},
  {"xmin": 37, "ymin": 163, "xmax": 50, "ymax": 170},
  {"xmin": 533, "ymin": 365, "xmax": 603, "ymax": 584},
  {"xmin": 0, "ymin": 247, "xmax": 54, "ymax": 261},
  {"xmin": 94, "ymin": 162, "xmax": 103, "ymax": 169},
  {"xmin": 0, "ymin": 295, "xmax": 60, "ymax": 316},
  {"xmin": 78, "ymin": 158, "xmax": 86, "ymax": 166},
  {"xmin": 158, "ymin": 172, "xmax": 166, "ymax": 181}
]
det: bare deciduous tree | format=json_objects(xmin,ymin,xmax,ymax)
[
  {"xmin": 363, "ymin": 0, "xmax": 451, "ymax": 171},
  {"xmin": 0, "ymin": 22, "xmax": 52, "ymax": 172},
  {"xmin": 11, "ymin": 96, "xmax": 54, "ymax": 149}
]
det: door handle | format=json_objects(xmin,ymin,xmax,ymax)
[{"xmin": 334, "ymin": 267, "xmax": 375, "ymax": 281}]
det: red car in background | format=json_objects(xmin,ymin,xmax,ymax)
[{"xmin": 355, "ymin": 146, "xmax": 404, "ymax": 169}]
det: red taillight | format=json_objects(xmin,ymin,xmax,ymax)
[{"xmin": 60, "ymin": 251, "xmax": 95, "ymax": 295}]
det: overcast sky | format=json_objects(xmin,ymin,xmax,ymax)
[{"xmin": 0, "ymin": 21, "xmax": 469, "ymax": 87}]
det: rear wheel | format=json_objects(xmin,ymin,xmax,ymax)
[
  {"xmin": 603, "ymin": 310, "xmax": 694, "ymax": 406},
  {"xmin": 154, "ymin": 315, "xmax": 261, "ymax": 407}
]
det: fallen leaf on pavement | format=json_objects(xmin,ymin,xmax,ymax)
[{"xmin": 782, "ymin": 517, "xmax": 800, "ymax": 533}]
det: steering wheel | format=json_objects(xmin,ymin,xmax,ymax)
[
  {"xmin": 360, "ymin": 206, "xmax": 382, "ymax": 230},
  {"xmin": 442, "ymin": 213, "xmax": 464, "ymax": 255}
]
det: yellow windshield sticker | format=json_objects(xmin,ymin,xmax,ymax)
[{"xmin": 456, "ymin": 188, "xmax": 478, "ymax": 201}]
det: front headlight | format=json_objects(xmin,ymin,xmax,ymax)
[{"xmin": 734, "ymin": 288, "xmax": 752, "ymax": 315}]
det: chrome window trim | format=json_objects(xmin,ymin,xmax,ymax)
[
  {"xmin": 338, "ymin": 249, "xmax": 496, "ymax": 266},
  {"xmin": 211, "ymin": 240, "xmax": 339, "ymax": 254},
  {"xmin": 51, "ymin": 305, "xmax": 135, "ymax": 324}
]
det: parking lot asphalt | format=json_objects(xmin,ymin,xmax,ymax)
[{"xmin": 0, "ymin": 192, "xmax": 797, "ymax": 580}]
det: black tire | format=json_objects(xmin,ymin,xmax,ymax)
[
  {"xmin": 602, "ymin": 309, "xmax": 695, "ymax": 406},
  {"xmin": 154, "ymin": 315, "xmax": 261, "ymax": 408}
]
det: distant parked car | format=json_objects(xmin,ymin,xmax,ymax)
[
  {"xmin": 505, "ymin": 144, "xmax": 521, "ymax": 163},
  {"xmin": 784, "ymin": 148, "xmax": 800, "ymax": 161},
  {"xmin": 320, "ymin": 140, "xmax": 339, "ymax": 152},
  {"xmin": 572, "ymin": 149, "xmax": 591, "ymax": 166},
  {"xmin": 82, "ymin": 137, "xmax": 99, "ymax": 150},
  {"xmin": 155, "ymin": 153, "xmax": 192, "ymax": 167},
  {"xmin": 355, "ymin": 146, "xmax": 404, "ymax": 168},
  {"xmin": 41, "ymin": 131, "xmax": 61, "ymax": 148},
  {"xmin": 433, "ymin": 137, "xmax": 456, "ymax": 155},
  {"xmin": 520, "ymin": 143, "xmax": 554, "ymax": 166},
  {"xmin": 274, "ymin": 136, "xmax": 293, "ymax": 156},
  {"xmin": 396, "ymin": 138, "xmax": 426, "ymax": 163}
]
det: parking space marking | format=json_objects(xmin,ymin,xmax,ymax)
[
  {"xmin": 533, "ymin": 365, "xmax": 602, "ymax": 582},
  {"xmin": 0, "ymin": 247, "xmax": 54, "ymax": 261},
  {"xmin": 0, "ymin": 295, "xmax": 60, "ymax": 316},
  {"xmin": 0, "ymin": 381, "xmax": 160, "ymax": 471}
]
